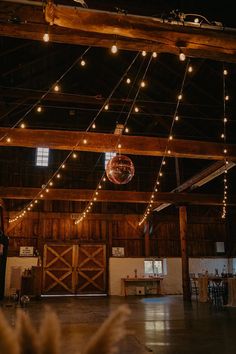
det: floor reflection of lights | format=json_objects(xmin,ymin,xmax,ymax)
[
  {"xmin": 145, "ymin": 321, "xmax": 170, "ymax": 331},
  {"xmin": 146, "ymin": 342, "xmax": 171, "ymax": 346}
]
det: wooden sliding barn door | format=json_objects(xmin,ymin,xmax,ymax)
[
  {"xmin": 76, "ymin": 244, "xmax": 106, "ymax": 294},
  {"xmin": 43, "ymin": 244, "xmax": 76, "ymax": 294},
  {"xmin": 42, "ymin": 244, "xmax": 106, "ymax": 295}
]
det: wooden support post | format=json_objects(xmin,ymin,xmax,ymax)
[
  {"xmin": 179, "ymin": 206, "xmax": 191, "ymax": 301},
  {"xmin": 144, "ymin": 222, "xmax": 150, "ymax": 257}
]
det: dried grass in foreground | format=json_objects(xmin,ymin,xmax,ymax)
[{"xmin": 0, "ymin": 305, "xmax": 131, "ymax": 354}]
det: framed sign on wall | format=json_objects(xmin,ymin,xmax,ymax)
[{"xmin": 112, "ymin": 247, "xmax": 125, "ymax": 257}]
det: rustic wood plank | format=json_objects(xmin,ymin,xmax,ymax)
[
  {"xmin": 0, "ymin": 128, "xmax": 235, "ymax": 160},
  {"xmin": 1, "ymin": 186, "xmax": 235, "ymax": 205},
  {"xmin": 1, "ymin": 3, "xmax": 236, "ymax": 62},
  {"xmin": 179, "ymin": 206, "xmax": 191, "ymax": 301}
]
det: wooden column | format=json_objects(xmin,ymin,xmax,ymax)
[
  {"xmin": 179, "ymin": 206, "xmax": 191, "ymax": 301},
  {"xmin": 144, "ymin": 222, "xmax": 150, "ymax": 257}
]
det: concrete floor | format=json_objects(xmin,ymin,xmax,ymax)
[{"xmin": 1, "ymin": 295, "xmax": 236, "ymax": 354}]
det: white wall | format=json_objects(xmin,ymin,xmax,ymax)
[
  {"xmin": 5, "ymin": 257, "xmax": 38, "ymax": 296},
  {"xmin": 109, "ymin": 257, "xmax": 230, "ymax": 296}
]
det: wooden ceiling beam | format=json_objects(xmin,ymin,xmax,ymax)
[
  {"xmin": 0, "ymin": 127, "xmax": 235, "ymax": 160},
  {"xmin": 1, "ymin": 2, "xmax": 236, "ymax": 62},
  {"xmin": 154, "ymin": 161, "xmax": 236, "ymax": 212},
  {"xmin": 0, "ymin": 187, "xmax": 233, "ymax": 206}
]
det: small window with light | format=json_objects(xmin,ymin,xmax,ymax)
[
  {"xmin": 144, "ymin": 259, "xmax": 164, "ymax": 276},
  {"xmin": 36, "ymin": 147, "xmax": 49, "ymax": 167},
  {"xmin": 104, "ymin": 152, "xmax": 116, "ymax": 168}
]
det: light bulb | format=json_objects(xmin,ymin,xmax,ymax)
[
  {"xmin": 188, "ymin": 66, "xmax": 193, "ymax": 73},
  {"xmin": 223, "ymin": 69, "xmax": 228, "ymax": 76},
  {"xmin": 111, "ymin": 44, "xmax": 118, "ymax": 54},
  {"xmin": 178, "ymin": 94, "xmax": 183, "ymax": 100},
  {"xmin": 104, "ymin": 104, "xmax": 109, "ymax": 110},
  {"xmin": 142, "ymin": 50, "xmax": 147, "ymax": 56},
  {"xmin": 92, "ymin": 123, "xmax": 96, "ymax": 129},
  {"xmin": 134, "ymin": 106, "xmax": 139, "ymax": 113},
  {"xmin": 125, "ymin": 127, "xmax": 129, "ymax": 133},
  {"xmin": 126, "ymin": 77, "xmax": 131, "ymax": 84},
  {"xmin": 36, "ymin": 105, "xmax": 42, "ymax": 113},
  {"xmin": 179, "ymin": 52, "xmax": 186, "ymax": 61},
  {"xmin": 140, "ymin": 81, "xmax": 146, "ymax": 88},
  {"xmin": 43, "ymin": 33, "xmax": 49, "ymax": 42},
  {"xmin": 80, "ymin": 59, "xmax": 86, "ymax": 66},
  {"xmin": 20, "ymin": 123, "xmax": 25, "ymax": 128},
  {"xmin": 54, "ymin": 84, "xmax": 60, "ymax": 92},
  {"xmin": 152, "ymin": 52, "xmax": 157, "ymax": 58}
]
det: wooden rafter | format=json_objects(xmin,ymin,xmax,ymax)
[
  {"xmin": 1, "ymin": 187, "xmax": 235, "ymax": 206},
  {"xmin": 1, "ymin": 2, "xmax": 236, "ymax": 62},
  {"xmin": 0, "ymin": 128, "xmax": 235, "ymax": 160}
]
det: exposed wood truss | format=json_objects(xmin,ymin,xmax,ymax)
[
  {"xmin": 1, "ymin": 187, "xmax": 235, "ymax": 206},
  {"xmin": 154, "ymin": 161, "xmax": 236, "ymax": 212},
  {"xmin": 0, "ymin": 128, "xmax": 235, "ymax": 160},
  {"xmin": 1, "ymin": 1, "xmax": 236, "ymax": 62}
]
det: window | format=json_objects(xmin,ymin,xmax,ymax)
[
  {"xmin": 144, "ymin": 259, "xmax": 163, "ymax": 276},
  {"xmin": 104, "ymin": 152, "xmax": 116, "ymax": 168},
  {"xmin": 36, "ymin": 147, "xmax": 49, "ymax": 166}
]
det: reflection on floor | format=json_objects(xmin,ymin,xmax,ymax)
[{"xmin": 1, "ymin": 295, "xmax": 236, "ymax": 354}]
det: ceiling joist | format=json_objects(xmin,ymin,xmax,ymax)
[
  {"xmin": 0, "ymin": 128, "xmax": 235, "ymax": 160},
  {"xmin": 0, "ymin": 187, "xmax": 233, "ymax": 206},
  {"xmin": 1, "ymin": 2, "xmax": 236, "ymax": 62}
]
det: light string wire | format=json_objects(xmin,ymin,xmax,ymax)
[
  {"xmin": 139, "ymin": 59, "xmax": 191, "ymax": 226},
  {"xmin": 9, "ymin": 51, "xmax": 140, "ymax": 224},
  {"xmin": 75, "ymin": 53, "xmax": 154, "ymax": 225},
  {"xmin": 0, "ymin": 47, "xmax": 91, "ymax": 142},
  {"xmin": 222, "ymin": 65, "xmax": 229, "ymax": 219}
]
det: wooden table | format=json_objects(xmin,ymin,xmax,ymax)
[{"xmin": 121, "ymin": 277, "xmax": 163, "ymax": 296}]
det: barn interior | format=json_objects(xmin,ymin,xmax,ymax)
[{"xmin": 0, "ymin": 0, "xmax": 236, "ymax": 353}]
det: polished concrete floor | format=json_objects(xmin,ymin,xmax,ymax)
[{"xmin": 1, "ymin": 295, "xmax": 236, "ymax": 354}]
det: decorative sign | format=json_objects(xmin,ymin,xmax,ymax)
[
  {"xmin": 20, "ymin": 246, "xmax": 34, "ymax": 257},
  {"xmin": 112, "ymin": 247, "xmax": 125, "ymax": 257}
]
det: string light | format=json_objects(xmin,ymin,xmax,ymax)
[
  {"xmin": 104, "ymin": 104, "xmax": 109, "ymax": 110},
  {"xmin": 111, "ymin": 44, "xmax": 118, "ymax": 54},
  {"xmin": 80, "ymin": 59, "xmax": 86, "ymax": 66},
  {"xmin": 142, "ymin": 51, "xmax": 147, "ymax": 57},
  {"xmin": 152, "ymin": 52, "xmax": 157, "ymax": 58},
  {"xmin": 9, "ymin": 51, "xmax": 140, "ymax": 225},
  {"xmin": 179, "ymin": 52, "xmax": 186, "ymax": 61},
  {"xmin": 139, "ymin": 61, "xmax": 190, "ymax": 226},
  {"xmin": 126, "ymin": 77, "xmax": 131, "ymax": 84},
  {"xmin": 43, "ymin": 33, "xmax": 50, "ymax": 42},
  {"xmin": 36, "ymin": 105, "xmax": 42, "ymax": 113},
  {"xmin": 221, "ymin": 65, "xmax": 229, "ymax": 219},
  {"xmin": 140, "ymin": 81, "xmax": 146, "ymax": 88},
  {"xmin": 134, "ymin": 106, "xmax": 139, "ymax": 113},
  {"xmin": 53, "ymin": 84, "xmax": 60, "ymax": 92}
]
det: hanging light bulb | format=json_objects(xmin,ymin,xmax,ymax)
[
  {"xmin": 43, "ymin": 32, "xmax": 50, "ymax": 42},
  {"xmin": 179, "ymin": 52, "xmax": 186, "ymax": 61},
  {"xmin": 53, "ymin": 84, "xmax": 60, "ymax": 92},
  {"xmin": 126, "ymin": 77, "xmax": 131, "ymax": 84},
  {"xmin": 111, "ymin": 44, "xmax": 118, "ymax": 54},
  {"xmin": 36, "ymin": 105, "xmax": 42, "ymax": 113},
  {"xmin": 80, "ymin": 59, "xmax": 86, "ymax": 66},
  {"xmin": 142, "ymin": 50, "xmax": 147, "ymax": 57}
]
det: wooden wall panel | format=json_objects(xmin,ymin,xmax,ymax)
[{"xmin": 7, "ymin": 212, "xmax": 228, "ymax": 257}]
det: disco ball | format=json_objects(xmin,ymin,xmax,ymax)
[{"xmin": 106, "ymin": 155, "xmax": 135, "ymax": 184}]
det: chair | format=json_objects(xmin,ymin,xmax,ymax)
[{"xmin": 190, "ymin": 278, "xmax": 199, "ymax": 302}]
